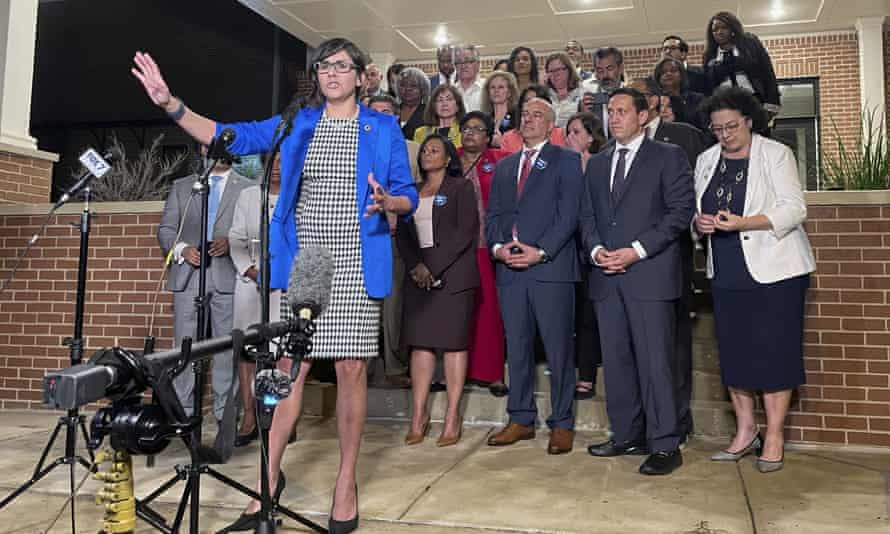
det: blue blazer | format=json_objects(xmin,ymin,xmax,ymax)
[
  {"xmin": 580, "ymin": 137, "xmax": 695, "ymax": 301},
  {"xmin": 484, "ymin": 143, "xmax": 583, "ymax": 285},
  {"xmin": 218, "ymin": 105, "xmax": 419, "ymax": 298}
]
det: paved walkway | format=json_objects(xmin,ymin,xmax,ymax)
[{"xmin": 0, "ymin": 410, "xmax": 887, "ymax": 533}]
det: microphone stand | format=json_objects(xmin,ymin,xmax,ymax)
[
  {"xmin": 252, "ymin": 106, "xmax": 325, "ymax": 534},
  {"xmin": 0, "ymin": 185, "xmax": 97, "ymax": 534}
]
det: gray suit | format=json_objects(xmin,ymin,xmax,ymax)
[{"xmin": 157, "ymin": 171, "xmax": 253, "ymax": 420}]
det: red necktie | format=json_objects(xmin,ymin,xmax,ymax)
[
  {"xmin": 516, "ymin": 148, "xmax": 537, "ymax": 199},
  {"xmin": 513, "ymin": 148, "xmax": 537, "ymax": 240}
]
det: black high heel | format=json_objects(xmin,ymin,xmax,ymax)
[
  {"xmin": 328, "ymin": 483, "xmax": 359, "ymax": 534},
  {"xmin": 215, "ymin": 472, "xmax": 286, "ymax": 534}
]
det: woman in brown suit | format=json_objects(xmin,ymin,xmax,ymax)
[{"xmin": 399, "ymin": 134, "xmax": 480, "ymax": 447}]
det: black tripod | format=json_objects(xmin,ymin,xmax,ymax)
[{"xmin": 0, "ymin": 187, "xmax": 98, "ymax": 533}]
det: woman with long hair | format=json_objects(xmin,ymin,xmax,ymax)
[
  {"xmin": 703, "ymin": 11, "xmax": 781, "ymax": 130},
  {"xmin": 133, "ymin": 38, "xmax": 418, "ymax": 534},
  {"xmin": 480, "ymin": 71, "xmax": 520, "ymax": 149},
  {"xmin": 507, "ymin": 46, "xmax": 539, "ymax": 93},
  {"xmin": 413, "ymin": 84, "xmax": 466, "ymax": 148}
]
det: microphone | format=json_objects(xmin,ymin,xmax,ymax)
[
  {"xmin": 287, "ymin": 246, "xmax": 333, "ymax": 321},
  {"xmin": 207, "ymin": 128, "xmax": 237, "ymax": 163},
  {"xmin": 275, "ymin": 94, "xmax": 304, "ymax": 138},
  {"xmin": 55, "ymin": 148, "xmax": 114, "ymax": 208}
]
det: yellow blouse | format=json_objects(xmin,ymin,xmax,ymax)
[{"xmin": 412, "ymin": 121, "xmax": 462, "ymax": 148}]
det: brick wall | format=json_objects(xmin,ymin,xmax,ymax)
[
  {"xmin": 788, "ymin": 194, "xmax": 890, "ymax": 447},
  {"xmin": 0, "ymin": 204, "xmax": 173, "ymax": 409},
  {"xmin": 0, "ymin": 149, "xmax": 54, "ymax": 204},
  {"xmin": 1, "ymin": 195, "xmax": 889, "ymax": 447}
]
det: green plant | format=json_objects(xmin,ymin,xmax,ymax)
[
  {"xmin": 821, "ymin": 106, "xmax": 890, "ymax": 190},
  {"xmin": 72, "ymin": 134, "xmax": 192, "ymax": 201}
]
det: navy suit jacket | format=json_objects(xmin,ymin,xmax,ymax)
[
  {"xmin": 485, "ymin": 143, "xmax": 583, "ymax": 285},
  {"xmin": 580, "ymin": 137, "xmax": 695, "ymax": 301}
]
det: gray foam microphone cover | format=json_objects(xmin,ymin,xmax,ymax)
[{"xmin": 287, "ymin": 245, "xmax": 333, "ymax": 316}]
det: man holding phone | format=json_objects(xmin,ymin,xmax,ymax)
[{"xmin": 484, "ymin": 98, "xmax": 583, "ymax": 455}]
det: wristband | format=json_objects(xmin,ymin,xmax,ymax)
[{"xmin": 167, "ymin": 98, "xmax": 186, "ymax": 121}]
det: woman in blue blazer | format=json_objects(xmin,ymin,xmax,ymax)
[{"xmin": 133, "ymin": 38, "xmax": 417, "ymax": 533}]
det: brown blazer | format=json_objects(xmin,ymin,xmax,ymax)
[{"xmin": 397, "ymin": 175, "xmax": 480, "ymax": 294}]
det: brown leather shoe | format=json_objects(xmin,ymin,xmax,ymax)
[
  {"xmin": 405, "ymin": 416, "xmax": 431, "ymax": 446},
  {"xmin": 487, "ymin": 422, "xmax": 535, "ymax": 446},
  {"xmin": 547, "ymin": 428, "xmax": 574, "ymax": 455}
]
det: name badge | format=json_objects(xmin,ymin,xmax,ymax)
[
  {"xmin": 482, "ymin": 162, "xmax": 494, "ymax": 172},
  {"xmin": 534, "ymin": 159, "xmax": 548, "ymax": 170},
  {"xmin": 433, "ymin": 194, "xmax": 448, "ymax": 207}
]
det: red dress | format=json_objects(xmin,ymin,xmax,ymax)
[{"xmin": 459, "ymin": 147, "xmax": 510, "ymax": 383}]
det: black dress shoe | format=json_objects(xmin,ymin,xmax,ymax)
[
  {"xmin": 430, "ymin": 382, "xmax": 446, "ymax": 392},
  {"xmin": 488, "ymin": 382, "xmax": 509, "ymax": 397},
  {"xmin": 329, "ymin": 483, "xmax": 359, "ymax": 534},
  {"xmin": 639, "ymin": 450, "xmax": 683, "ymax": 476},
  {"xmin": 587, "ymin": 439, "xmax": 648, "ymax": 457},
  {"xmin": 216, "ymin": 512, "xmax": 261, "ymax": 533},
  {"xmin": 234, "ymin": 426, "xmax": 258, "ymax": 448}
]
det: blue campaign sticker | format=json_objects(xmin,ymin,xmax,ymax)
[
  {"xmin": 363, "ymin": 124, "xmax": 372, "ymax": 132},
  {"xmin": 535, "ymin": 159, "xmax": 548, "ymax": 170},
  {"xmin": 433, "ymin": 194, "xmax": 448, "ymax": 206},
  {"xmin": 482, "ymin": 162, "xmax": 494, "ymax": 172}
]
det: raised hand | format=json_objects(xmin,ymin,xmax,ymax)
[{"xmin": 131, "ymin": 52, "xmax": 173, "ymax": 110}]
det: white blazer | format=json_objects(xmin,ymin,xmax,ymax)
[{"xmin": 694, "ymin": 134, "xmax": 816, "ymax": 284}]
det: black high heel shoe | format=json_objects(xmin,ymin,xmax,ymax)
[
  {"xmin": 328, "ymin": 483, "xmax": 359, "ymax": 534},
  {"xmin": 215, "ymin": 473, "xmax": 286, "ymax": 534}
]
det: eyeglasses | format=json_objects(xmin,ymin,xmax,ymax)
[
  {"xmin": 461, "ymin": 125, "xmax": 488, "ymax": 135},
  {"xmin": 314, "ymin": 60, "xmax": 358, "ymax": 74},
  {"xmin": 709, "ymin": 121, "xmax": 743, "ymax": 137},
  {"xmin": 455, "ymin": 59, "xmax": 477, "ymax": 66},
  {"xmin": 547, "ymin": 66, "xmax": 568, "ymax": 75},
  {"xmin": 435, "ymin": 95, "xmax": 455, "ymax": 103},
  {"xmin": 662, "ymin": 45, "xmax": 682, "ymax": 52}
]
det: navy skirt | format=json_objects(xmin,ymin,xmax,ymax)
[{"xmin": 712, "ymin": 274, "xmax": 810, "ymax": 391}]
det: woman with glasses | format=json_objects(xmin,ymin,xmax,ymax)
[
  {"xmin": 500, "ymin": 85, "xmax": 566, "ymax": 153},
  {"xmin": 654, "ymin": 56, "xmax": 706, "ymax": 130},
  {"xmin": 507, "ymin": 46, "xmax": 539, "ymax": 93},
  {"xmin": 544, "ymin": 52, "xmax": 583, "ymax": 128},
  {"xmin": 399, "ymin": 134, "xmax": 480, "ymax": 447},
  {"xmin": 399, "ymin": 67, "xmax": 431, "ymax": 140},
  {"xmin": 694, "ymin": 87, "xmax": 814, "ymax": 474},
  {"xmin": 133, "ymin": 38, "xmax": 418, "ymax": 534},
  {"xmin": 412, "ymin": 84, "xmax": 466, "ymax": 148},
  {"xmin": 480, "ymin": 71, "xmax": 520, "ymax": 149},
  {"xmin": 456, "ymin": 111, "xmax": 511, "ymax": 397},
  {"xmin": 703, "ymin": 11, "xmax": 781, "ymax": 133}
]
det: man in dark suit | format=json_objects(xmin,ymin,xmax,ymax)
[
  {"xmin": 581, "ymin": 88, "xmax": 694, "ymax": 475},
  {"xmin": 157, "ymin": 155, "xmax": 252, "ymax": 423},
  {"xmin": 485, "ymin": 98, "xmax": 583, "ymax": 455},
  {"xmin": 662, "ymin": 35, "xmax": 708, "ymax": 94},
  {"xmin": 629, "ymin": 77, "xmax": 704, "ymax": 443}
]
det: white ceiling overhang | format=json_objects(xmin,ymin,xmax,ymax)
[{"xmin": 238, "ymin": 0, "xmax": 890, "ymax": 60}]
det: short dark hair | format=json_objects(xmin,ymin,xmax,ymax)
[
  {"xmin": 460, "ymin": 110, "xmax": 495, "ymax": 141},
  {"xmin": 493, "ymin": 58, "xmax": 510, "ymax": 71},
  {"xmin": 593, "ymin": 47, "xmax": 624, "ymax": 66},
  {"xmin": 367, "ymin": 94, "xmax": 398, "ymax": 112},
  {"xmin": 609, "ymin": 87, "xmax": 648, "ymax": 114},
  {"xmin": 700, "ymin": 86, "xmax": 766, "ymax": 129},
  {"xmin": 307, "ymin": 38, "xmax": 370, "ymax": 107},
  {"xmin": 566, "ymin": 112, "xmax": 606, "ymax": 154},
  {"xmin": 662, "ymin": 35, "xmax": 689, "ymax": 53},
  {"xmin": 416, "ymin": 134, "xmax": 462, "ymax": 185}
]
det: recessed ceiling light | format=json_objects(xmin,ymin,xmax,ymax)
[
  {"xmin": 770, "ymin": 2, "xmax": 785, "ymax": 19},
  {"xmin": 434, "ymin": 25, "xmax": 448, "ymax": 46}
]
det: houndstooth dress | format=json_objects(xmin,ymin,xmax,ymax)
[{"xmin": 281, "ymin": 114, "xmax": 381, "ymax": 359}]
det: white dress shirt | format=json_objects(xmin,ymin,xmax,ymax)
[
  {"xmin": 173, "ymin": 168, "xmax": 232, "ymax": 263},
  {"xmin": 456, "ymin": 77, "xmax": 484, "ymax": 112},
  {"xmin": 593, "ymin": 132, "xmax": 648, "ymax": 263},
  {"xmin": 491, "ymin": 140, "xmax": 548, "ymax": 256}
]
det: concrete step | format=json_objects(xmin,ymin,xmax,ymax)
[{"xmin": 302, "ymin": 382, "xmax": 736, "ymax": 438}]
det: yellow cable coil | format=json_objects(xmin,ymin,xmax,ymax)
[{"xmin": 94, "ymin": 449, "xmax": 136, "ymax": 534}]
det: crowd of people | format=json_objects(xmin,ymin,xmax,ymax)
[{"xmin": 134, "ymin": 10, "xmax": 814, "ymax": 533}]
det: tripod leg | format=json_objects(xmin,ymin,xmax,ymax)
[
  {"xmin": 78, "ymin": 417, "xmax": 94, "ymax": 462},
  {"xmin": 68, "ymin": 459, "xmax": 76, "ymax": 534},
  {"xmin": 190, "ymin": 466, "xmax": 200, "ymax": 534},
  {"xmin": 32, "ymin": 419, "xmax": 63, "ymax": 479},
  {"xmin": 171, "ymin": 481, "xmax": 191, "ymax": 533},
  {"xmin": 0, "ymin": 457, "xmax": 64, "ymax": 509}
]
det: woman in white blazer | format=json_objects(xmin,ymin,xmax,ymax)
[
  {"xmin": 693, "ymin": 87, "xmax": 815, "ymax": 473},
  {"xmin": 228, "ymin": 161, "xmax": 282, "ymax": 447}
]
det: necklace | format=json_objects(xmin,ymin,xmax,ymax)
[{"xmin": 714, "ymin": 156, "xmax": 745, "ymax": 213}]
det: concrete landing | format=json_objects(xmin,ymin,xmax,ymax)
[{"xmin": 0, "ymin": 410, "xmax": 887, "ymax": 533}]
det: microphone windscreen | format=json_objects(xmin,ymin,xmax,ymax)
[{"xmin": 287, "ymin": 246, "xmax": 333, "ymax": 317}]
